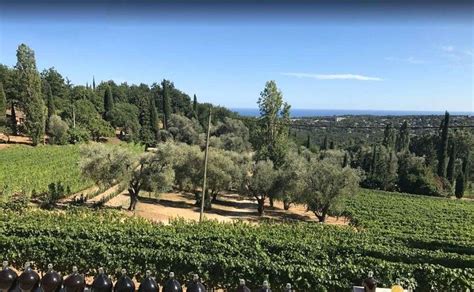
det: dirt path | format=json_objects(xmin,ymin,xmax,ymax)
[
  {"xmin": 106, "ymin": 191, "xmax": 349, "ymax": 225},
  {"xmin": 59, "ymin": 185, "xmax": 100, "ymax": 203}
]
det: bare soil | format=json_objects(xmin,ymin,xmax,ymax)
[{"xmin": 106, "ymin": 191, "xmax": 349, "ymax": 225}]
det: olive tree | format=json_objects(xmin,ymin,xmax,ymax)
[
  {"xmin": 47, "ymin": 115, "xmax": 69, "ymax": 145},
  {"xmin": 240, "ymin": 159, "xmax": 277, "ymax": 215},
  {"xmin": 271, "ymin": 150, "xmax": 307, "ymax": 210},
  {"xmin": 80, "ymin": 143, "xmax": 176, "ymax": 210},
  {"xmin": 299, "ymin": 160, "xmax": 360, "ymax": 222}
]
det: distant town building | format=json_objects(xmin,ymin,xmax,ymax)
[{"xmin": 6, "ymin": 108, "xmax": 25, "ymax": 126}]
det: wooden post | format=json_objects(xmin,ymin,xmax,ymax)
[{"xmin": 199, "ymin": 106, "xmax": 212, "ymax": 222}]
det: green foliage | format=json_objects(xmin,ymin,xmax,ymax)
[
  {"xmin": 80, "ymin": 143, "xmax": 176, "ymax": 210},
  {"xmin": 455, "ymin": 174, "xmax": 465, "ymax": 198},
  {"xmin": 0, "ymin": 145, "xmax": 92, "ymax": 196},
  {"xmin": 396, "ymin": 120, "xmax": 410, "ymax": 153},
  {"xmin": 168, "ymin": 114, "xmax": 203, "ymax": 145},
  {"xmin": 240, "ymin": 159, "xmax": 277, "ymax": 215},
  {"xmin": 47, "ymin": 115, "xmax": 69, "ymax": 145},
  {"xmin": 103, "ymin": 85, "xmax": 114, "ymax": 120},
  {"xmin": 254, "ymin": 81, "xmax": 291, "ymax": 168},
  {"xmin": 161, "ymin": 79, "xmax": 171, "ymax": 130},
  {"xmin": 210, "ymin": 117, "xmax": 251, "ymax": 152},
  {"xmin": 40, "ymin": 182, "xmax": 69, "ymax": 209},
  {"xmin": 299, "ymin": 160, "xmax": 360, "ymax": 222},
  {"xmin": 397, "ymin": 153, "xmax": 444, "ymax": 196},
  {"xmin": 382, "ymin": 123, "xmax": 396, "ymax": 150},
  {"xmin": 109, "ymin": 102, "xmax": 140, "ymax": 141},
  {"xmin": 0, "ymin": 82, "xmax": 6, "ymax": 120},
  {"xmin": 68, "ymin": 126, "xmax": 91, "ymax": 144},
  {"xmin": 45, "ymin": 82, "xmax": 55, "ymax": 132},
  {"xmin": 0, "ymin": 190, "xmax": 472, "ymax": 290},
  {"xmin": 15, "ymin": 44, "xmax": 45, "ymax": 146},
  {"xmin": 437, "ymin": 111, "xmax": 450, "ymax": 177}
]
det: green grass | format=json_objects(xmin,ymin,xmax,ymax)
[{"xmin": 0, "ymin": 142, "xmax": 144, "ymax": 197}]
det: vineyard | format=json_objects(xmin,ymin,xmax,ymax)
[
  {"xmin": 0, "ymin": 145, "xmax": 92, "ymax": 197},
  {"xmin": 0, "ymin": 143, "xmax": 144, "ymax": 199},
  {"xmin": 0, "ymin": 190, "xmax": 472, "ymax": 291}
]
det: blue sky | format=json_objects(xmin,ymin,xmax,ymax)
[{"xmin": 0, "ymin": 5, "xmax": 472, "ymax": 111}]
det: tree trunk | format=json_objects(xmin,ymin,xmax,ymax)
[
  {"xmin": 257, "ymin": 198, "xmax": 265, "ymax": 216},
  {"xmin": 212, "ymin": 191, "xmax": 218, "ymax": 202},
  {"xmin": 269, "ymin": 197, "xmax": 274, "ymax": 208},
  {"xmin": 315, "ymin": 212, "xmax": 326, "ymax": 223},
  {"xmin": 128, "ymin": 188, "xmax": 138, "ymax": 211},
  {"xmin": 283, "ymin": 200, "xmax": 291, "ymax": 210}
]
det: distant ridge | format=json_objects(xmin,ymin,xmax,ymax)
[{"xmin": 232, "ymin": 108, "xmax": 474, "ymax": 117}]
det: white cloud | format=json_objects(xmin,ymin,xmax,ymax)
[
  {"xmin": 441, "ymin": 45, "xmax": 455, "ymax": 52},
  {"xmin": 281, "ymin": 72, "xmax": 383, "ymax": 81}
]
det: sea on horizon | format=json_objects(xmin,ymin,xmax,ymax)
[{"xmin": 232, "ymin": 108, "xmax": 474, "ymax": 118}]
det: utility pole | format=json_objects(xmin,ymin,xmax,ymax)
[{"xmin": 199, "ymin": 106, "xmax": 212, "ymax": 222}]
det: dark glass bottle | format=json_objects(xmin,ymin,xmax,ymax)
[
  {"xmin": 0, "ymin": 261, "xmax": 18, "ymax": 292},
  {"xmin": 113, "ymin": 270, "xmax": 135, "ymax": 292},
  {"xmin": 63, "ymin": 267, "xmax": 85, "ymax": 292},
  {"xmin": 91, "ymin": 268, "xmax": 112, "ymax": 292},
  {"xmin": 18, "ymin": 262, "xmax": 40, "ymax": 292},
  {"xmin": 259, "ymin": 280, "xmax": 272, "ymax": 292},
  {"xmin": 236, "ymin": 279, "xmax": 250, "ymax": 292},
  {"xmin": 186, "ymin": 275, "xmax": 205, "ymax": 292},
  {"xmin": 40, "ymin": 264, "xmax": 62, "ymax": 292},
  {"xmin": 137, "ymin": 271, "xmax": 158, "ymax": 292},
  {"xmin": 162, "ymin": 272, "xmax": 181, "ymax": 292},
  {"xmin": 362, "ymin": 271, "xmax": 377, "ymax": 292}
]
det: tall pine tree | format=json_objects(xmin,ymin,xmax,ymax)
[
  {"xmin": 383, "ymin": 123, "xmax": 396, "ymax": 150},
  {"xmin": 321, "ymin": 135, "xmax": 328, "ymax": 150},
  {"xmin": 103, "ymin": 85, "xmax": 113, "ymax": 121},
  {"xmin": 306, "ymin": 134, "xmax": 311, "ymax": 149},
  {"xmin": 255, "ymin": 80, "xmax": 291, "ymax": 168},
  {"xmin": 10, "ymin": 102, "xmax": 17, "ymax": 134},
  {"xmin": 149, "ymin": 97, "xmax": 159, "ymax": 138},
  {"xmin": 15, "ymin": 44, "xmax": 45, "ymax": 146},
  {"xmin": 446, "ymin": 143, "xmax": 456, "ymax": 184},
  {"xmin": 45, "ymin": 83, "xmax": 55, "ymax": 132},
  {"xmin": 396, "ymin": 120, "xmax": 410, "ymax": 152},
  {"xmin": 92, "ymin": 76, "xmax": 96, "ymax": 91},
  {"xmin": 193, "ymin": 94, "xmax": 198, "ymax": 117},
  {"xmin": 437, "ymin": 111, "xmax": 450, "ymax": 177},
  {"xmin": 161, "ymin": 79, "xmax": 171, "ymax": 130}
]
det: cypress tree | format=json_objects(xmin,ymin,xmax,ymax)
[
  {"xmin": 10, "ymin": 102, "xmax": 17, "ymax": 134},
  {"xmin": 322, "ymin": 135, "xmax": 328, "ymax": 150},
  {"xmin": 0, "ymin": 83, "xmax": 6, "ymax": 121},
  {"xmin": 161, "ymin": 79, "xmax": 171, "ymax": 130},
  {"xmin": 15, "ymin": 44, "xmax": 45, "ymax": 146},
  {"xmin": 446, "ymin": 143, "xmax": 456, "ymax": 184},
  {"xmin": 149, "ymin": 97, "xmax": 159, "ymax": 137},
  {"xmin": 455, "ymin": 173, "xmax": 465, "ymax": 198},
  {"xmin": 437, "ymin": 111, "xmax": 450, "ymax": 177},
  {"xmin": 370, "ymin": 144, "xmax": 378, "ymax": 176},
  {"xmin": 396, "ymin": 121, "xmax": 410, "ymax": 152},
  {"xmin": 193, "ymin": 94, "xmax": 198, "ymax": 117},
  {"xmin": 92, "ymin": 76, "xmax": 96, "ymax": 91},
  {"xmin": 342, "ymin": 152, "xmax": 349, "ymax": 168},
  {"xmin": 45, "ymin": 83, "xmax": 55, "ymax": 132},
  {"xmin": 383, "ymin": 123, "xmax": 396, "ymax": 150},
  {"xmin": 139, "ymin": 99, "xmax": 155, "ymax": 148},
  {"xmin": 329, "ymin": 141, "xmax": 335, "ymax": 149},
  {"xmin": 103, "ymin": 85, "xmax": 113, "ymax": 120},
  {"xmin": 306, "ymin": 134, "xmax": 311, "ymax": 149}
]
